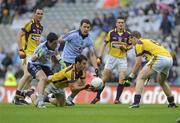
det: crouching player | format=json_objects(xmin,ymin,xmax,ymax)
[
  {"xmin": 27, "ymin": 32, "xmax": 59, "ymax": 108},
  {"xmin": 46, "ymin": 54, "xmax": 90, "ymax": 106},
  {"xmin": 29, "ymin": 54, "xmax": 90, "ymax": 107},
  {"xmin": 124, "ymin": 31, "xmax": 178, "ymax": 108}
]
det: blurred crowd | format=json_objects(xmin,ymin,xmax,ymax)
[
  {"xmin": 0, "ymin": 0, "xmax": 57, "ymax": 25},
  {"xmin": 89, "ymin": 0, "xmax": 180, "ymax": 85},
  {"xmin": 0, "ymin": 0, "xmax": 180, "ymax": 85}
]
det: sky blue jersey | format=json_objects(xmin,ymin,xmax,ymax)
[
  {"xmin": 61, "ymin": 29, "xmax": 94, "ymax": 64},
  {"xmin": 29, "ymin": 41, "xmax": 56, "ymax": 67}
]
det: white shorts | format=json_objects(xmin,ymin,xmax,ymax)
[
  {"xmin": 45, "ymin": 83, "xmax": 65, "ymax": 97},
  {"xmin": 104, "ymin": 55, "xmax": 127, "ymax": 72},
  {"xmin": 147, "ymin": 55, "xmax": 173, "ymax": 75}
]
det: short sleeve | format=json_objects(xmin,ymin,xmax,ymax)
[
  {"xmin": 22, "ymin": 21, "xmax": 32, "ymax": 33},
  {"xmin": 105, "ymin": 31, "xmax": 111, "ymax": 43},
  {"xmin": 135, "ymin": 44, "xmax": 143, "ymax": 56}
]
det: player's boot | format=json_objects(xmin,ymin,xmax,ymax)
[
  {"xmin": 123, "ymin": 80, "xmax": 131, "ymax": 87},
  {"xmin": 65, "ymin": 100, "xmax": 75, "ymax": 106},
  {"xmin": 90, "ymin": 97, "xmax": 100, "ymax": 104},
  {"xmin": 114, "ymin": 100, "xmax": 121, "ymax": 104},
  {"xmin": 13, "ymin": 97, "xmax": 29, "ymax": 105},
  {"xmin": 36, "ymin": 103, "xmax": 46, "ymax": 108},
  {"xmin": 129, "ymin": 103, "xmax": 140, "ymax": 108},
  {"xmin": 168, "ymin": 103, "xmax": 178, "ymax": 108},
  {"xmin": 13, "ymin": 93, "xmax": 29, "ymax": 105}
]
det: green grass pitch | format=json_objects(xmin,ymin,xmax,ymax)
[{"xmin": 0, "ymin": 104, "xmax": 179, "ymax": 123}]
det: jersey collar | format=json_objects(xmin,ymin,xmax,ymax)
[{"xmin": 79, "ymin": 29, "xmax": 88, "ymax": 39}]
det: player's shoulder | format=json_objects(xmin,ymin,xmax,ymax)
[
  {"xmin": 108, "ymin": 29, "xmax": 115, "ymax": 34},
  {"xmin": 140, "ymin": 38, "xmax": 151, "ymax": 43},
  {"xmin": 64, "ymin": 29, "xmax": 79, "ymax": 38},
  {"xmin": 65, "ymin": 65, "xmax": 74, "ymax": 73}
]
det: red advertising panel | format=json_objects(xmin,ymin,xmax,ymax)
[{"xmin": 0, "ymin": 86, "xmax": 180, "ymax": 104}]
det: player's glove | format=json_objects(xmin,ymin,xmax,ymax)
[
  {"xmin": 123, "ymin": 76, "xmax": 133, "ymax": 87},
  {"xmin": 96, "ymin": 57, "xmax": 102, "ymax": 66},
  {"xmin": 94, "ymin": 68, "xmax": 99, "ymax": 77},
  {"xmin": 19, "ymin": 49, "xmax": 26, "ymax": 59},
  {"xmin": 88, "ymin": 85, "xmax": 99, "ymax": 92},
  {"xmin": 119, "ymin": 45, "xmax": 127, "ymax": 51},
  {"xmin": 59, "ymin": 59, "xmax": 66, "ymax": 70}
]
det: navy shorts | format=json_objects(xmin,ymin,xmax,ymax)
[{"xmin": 27, "ymin": 63, "xmax": 53, "ymax": 78}]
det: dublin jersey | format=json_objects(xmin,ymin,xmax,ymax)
[
  {"xmin": 29, "ymin": 41, "xmax": 56, "ymax": 67},
  {"xmin": 135, "ymin": 38, "xmax": 171, "ymax": 60},
  {"xmin": 21, "ymin": 19, "xmax": 43, "ymax": 55},
  {"xmin": 61, "ymin": 29, "xmax": 94, "ymax": 64}
]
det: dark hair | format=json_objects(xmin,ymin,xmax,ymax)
[
  {"xmin": 33, "ymin": 7, "xmax": 43, "ymax": 13},
  {"xmin": 116, "ymin": 16, "xmax": 126, "ymax": 21},
  {"xmin": 47, "ymin": 32, "xmax": 58, "ymax": 42},
  {"xmin": 75, "ymin": 54, "xmax": 87, "ymax": 63},
  {"xmin": 131, "ymin": 31, "xmax": 141, "ymax": 39},
  {"xmin": 80, "ymin": 19, "xmax": 91, "ymax": 26}
]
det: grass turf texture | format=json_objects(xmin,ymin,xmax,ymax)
[{"xmin": 0, "ymin": 104, "xmax": 179, "ymax": 123}]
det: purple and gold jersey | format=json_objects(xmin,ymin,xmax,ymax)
[
  {"xmin": 105, "ymin": 28, "xmax": 132, "ymax": 58},
  {"xmin": 22, "ymin": 19, "xmax": 43, "ymax": 55},
  {"xmin": 135, "ymin": 38, "xmax": 171, "ymax": 60},
  {"xmin": 48, "ymin": 64, "xmax": 85, "ymax": 88}
]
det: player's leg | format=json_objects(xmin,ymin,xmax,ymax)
[
  {"xmin": 50, "ymin": 90, "xmax": 66, "ymax": 107},
  {"xmin": 35, "ymin": 70, "xmax": 48, "ymax": 108},
  {"xmin": 66, "ymin": 78, "xmax": 85, "ymax": 106},
  {"xmin": 91, "ymin": 55, "xmax": 116, "ymax": 104},
  {"xmin": 44, "ymin": 83, "xmax": 65, "ymax": 106},
  {"xmin": 90, "ymin": 69, "xmax": 111, "ymax": 104},
  {"xmin": 13, "ymin": 64, "xmax": 32, "ymax": 105},
  {"xmin": 129, "ymin": 64, "xmax": 154, "ymax": 108},
  {"xmin": 157, "ymin": 72, "xmax": 178, "ymax": 108},
  {"xmin": 114, "ymin": 70, "xmax": 126, "ymax": 104}
]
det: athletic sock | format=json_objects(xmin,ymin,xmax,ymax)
[
  {"xmin": 167, "ymin": 96, "xmax": 175, "ymax": 104},
  {"xmin": 133, "ymin": 94, "xmax": 141, "ymax": 104},
  {"xmin": 36, "ymin": 94, "xmax": 45, "ymax": 106},
  {"xmin": 115, "ymin": 84, "xmax": 124, "ymax": 101},
  {"xmin": 96, "ymin": 85, "xmax": 105, "ymax": 99}
]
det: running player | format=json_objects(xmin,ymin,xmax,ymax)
[
  {"xmin": 125, "ymin": 31, "xmax": 178, "ymax": 108},
  {"xmin": 91, "ymin": 16, "xmax": 132, "ymax": 104},
  {"xmin": 13, "ymin": 7, "xmax": 44, "ymax": 105},
  {"xmin": 58, "ymin": 19, "xmax": 99, "ymax": 105},
  {"xmin": 27, "ymin": 32, "xmax": 59, "ymax": 108}
]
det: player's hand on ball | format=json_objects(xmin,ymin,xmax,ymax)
[
  {"xmin": 88, "ymin": 85, "xmax": 98, "ymax": 92},
  {"xmin": 84, "ymin": 84, "xmax": 91, "ymax": 89},
  {"xmin": 19, "ymin": 49, "xmax": 26, "ymax": 59}
]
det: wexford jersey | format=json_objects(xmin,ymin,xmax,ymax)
[
  {"xmin": 105, "ymin": 28, "xmax": 132, "ymax": 58},
  {"xmin": 22, "ymin": 19, "xmax": 43, "ymax": 55},
  {"xmin": 61, "ymin": 29, "xmax": 94, "ymax": 63},
  {"xmin": 48, "ymin": 64, "xmax": 85, "ymax": 88},
  {"xmin": 135, "ymin": 38, "xmax": 171, "ymax": 60},
  {"xmin": 29, "ymin": 42, "xmax": 56, "ymax": 67}
]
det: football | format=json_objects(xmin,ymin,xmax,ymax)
[{"xmin": 91, "ymin": 77, "xmax": 103, "ymax": 90}]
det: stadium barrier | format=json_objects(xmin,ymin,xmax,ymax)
[{"xmin": 0, "ymin": 86, "xmax": 180, "ymax": 104}]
